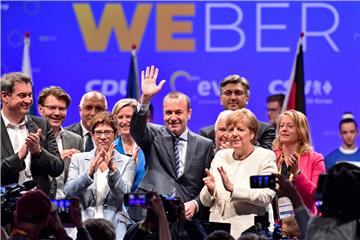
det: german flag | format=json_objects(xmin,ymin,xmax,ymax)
[{"xmin": 282, "ymin": 33, "xmax": 306, "ymax": 114}]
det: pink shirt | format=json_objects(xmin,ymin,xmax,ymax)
[{"xmin": 274, "ymin": 149, "xmax": 326, "ymax": 215}]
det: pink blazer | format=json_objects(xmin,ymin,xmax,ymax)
[{"xmin": 274, "ymin": 149, "xmax": 326, "ymax": 215}]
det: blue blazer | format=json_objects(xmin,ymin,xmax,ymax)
[
  {"xmin": 64, "ymin": 149, "xmax": 135, "ymax": 239},
  {"xmin": 114, "ymin": 137, "xmax": 146, "ymax": 192}
]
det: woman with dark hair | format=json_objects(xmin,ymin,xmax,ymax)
[
  {"xmin": 65, "ymin": 112, "xmax": 135, "ymax": 240},
  {"xmin": 272, "ymin": 110, "xmax": 325, "ymax": 215}
]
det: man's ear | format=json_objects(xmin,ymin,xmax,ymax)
[
  {"xmin": 38, "ymin": 104, "xmax": 44, "ymax": 115},
  {"xmin": 188, "ymin": 108, "xmax": 192, "ymax": 120},
  {"xmin": 1, "ymin": 91, "xmax": 8, "ymax": 104}
]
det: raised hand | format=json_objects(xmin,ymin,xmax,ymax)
[
  {"xmin": 287, "ymin": 152, "xmax": 300, "ymax": 176},
  {"xmin": 140, "ymin": 65, "xmax": 166, "ymax": 103},
  {"xmin": 203, "ymin": 168, "xmax": 215, "ymax": 195},
  {"xmin": 88, "ymin": 148, "xmax": 105, "ymax": 177},
  {"xmin": 25, "ymin": 128, "xmax": 42, "ymax": 156},
  {"xmin": 218, "ymin": 166, "xmax": 233, "ymax": 193},
  {"xmin": 105, "ymin": 143, "xmax": 117, "ymax": 172}
]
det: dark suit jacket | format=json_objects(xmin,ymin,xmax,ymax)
[
  {"xmin": 65, "ymin": 122, "xmax": 83, "ymax": 138},
  {"xmin": 199, "ymin": 120, "xmax": 275, "ymax": 150},
  {"xmin": 1, "ymin": 115, "xmax": 63, "ymax": 195},
  {"xmin": 50, "ymin": 129, "xmax": 83, "ymax": 198},
  {"xmin": 130, "ymin": 107, "xmax": 214, "ymax": 206}
]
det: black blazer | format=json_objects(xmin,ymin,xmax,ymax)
[
  {"xmin": 131, "ymin": 107, "xmax": 214, "ymax": 206},
  {"xmin": 199, "ymin": 120, "xmax": 276, "ymax": 150},
  {"xmin": 1, "ymin": 115, "xmax": 63, "ymax": 195}
]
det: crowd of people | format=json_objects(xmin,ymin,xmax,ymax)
[{"xmin": 1, "ymin": 68, "xmax": 359, "ymax": 240}]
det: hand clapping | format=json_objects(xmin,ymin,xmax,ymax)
[{"xmin": 25, "ymin": 128, "xmax": 42, "ymax": 156}]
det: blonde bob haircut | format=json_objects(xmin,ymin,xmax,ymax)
[
  {"xmin": 226, "ymin": 108, "xmax": 259, "ymax": 145},
  {"xmin": 272, "ymin": 110, "xmax": 313, "ymax": 154},
  {"xmin": 112, "ymin": 98, "xmax": 138, "ymax": 116}
]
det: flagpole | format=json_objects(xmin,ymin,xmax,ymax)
[
  {"xmin": 22, "ymin": 32, "xmax": 36, "ymax": 115},
  {"xmin": 126, "ymin": 44, "xmax": 140, "ymax": 99},
  {"xmin": 281, "ymin": 32, "xmax": 305, "ymax": 113}
]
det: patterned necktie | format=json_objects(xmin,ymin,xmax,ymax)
[
  {"xmin": 174, "ymin": 137, "xmax": 183, "ymax": 178},
  {"xmin": 85, "ymin": 132, "xmax": 94, "ymax": 152}
]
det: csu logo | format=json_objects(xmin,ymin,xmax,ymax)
[
  {"xmin": 269, "ymin": 79, "xmax": 333, "ymax": 96},
  {"xmin": 268, "ymin": 79, "xmax": 333, "ymax": 105}
]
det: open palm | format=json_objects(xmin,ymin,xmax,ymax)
[{"xmin": 141, "ymin": 65, "xmax": 166, "ymax": 102}]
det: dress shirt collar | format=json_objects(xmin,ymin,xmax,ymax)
[
  {"xmin": 171, "ymin": 128, "xmax": 189, "ymax": 141},
  {"xmin": 1, "ymin": 110, "xmax": 28, "ymax": 129}
]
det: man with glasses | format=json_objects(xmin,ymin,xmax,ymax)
[
  {"xmin": 38, "ymin": 86, "xmax": 83, "ymax": 199},
  {"xmin": 1, "ymin": 72, "xmax": 63, "ymax": 195},
  {"xmin": 66, "ymin": 91, "xmax": 107, "ymax": 152},
  {"xmin": 200, "ymin": 74, "xmax": 275, "ymax": 150}
]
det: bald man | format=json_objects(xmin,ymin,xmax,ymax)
[{"xmin": 65, "ymin": 91, "xmax": 107, "ymax": 151}]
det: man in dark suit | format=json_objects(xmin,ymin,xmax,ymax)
[
  {"xmin": 38, "ymin": 86, "xmax": 83, "ymax": 199},
  {"xmin": 65, "ymin": 90, "xmax": 107, "ymax": 152},
  {"xmin": 0, "ymin": 72, "xmax": 63, "ymax": 195},
  {"xmin": 200, "ymin": 74, "xmax": 275, "ymax": 150},
  {"xmin": 130, "ymin": 66, "xmax": 214, "ymax": 238}
]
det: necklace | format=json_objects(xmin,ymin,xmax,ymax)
[
  {"xmin": 121, "ymin": 138, "xmax": 137, "ymax": 155},
  {"xmin": 233, "ymin": 146, "xmax": 255, "ymax": 161}
]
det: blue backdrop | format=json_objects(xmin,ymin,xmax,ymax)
[{"xmin": 2, "ymin": 1, "xmax": 360, "ymax": 157}]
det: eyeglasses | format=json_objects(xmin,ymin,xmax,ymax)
[
  {"xmin": 93, "ymin": 130, "xmax": 114, "ymax": 137},
  {"xmin": 222, "ymin": 90, "xmax": 245, "ymax": 97},
  {"xmin": 43, "ymin": 105, "xmax": 67, "ymax": 112}
]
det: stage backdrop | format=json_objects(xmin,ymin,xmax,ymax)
[{"xmin": 2, "ymin": 1, "xmax": 360, "ymax": 156}]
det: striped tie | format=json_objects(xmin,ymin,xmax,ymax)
[{"xmin": 174, "ymin": 137, "xmax": 183, "ymax": 178}]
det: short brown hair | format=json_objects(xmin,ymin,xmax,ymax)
[
  {"xmin": 220, "ymin": 75, "xmax": 250, "ymax": 97},
  {"xmin": 38, "ymin": 86, "xmax": 71, "ymax": 108},
  {"xmin": 1, "ymin": 72, "xmax": 32, "ymax": 95},
  {"xmin": 163, "ymin": 91, "xmax": 191, "ymax": 110},
  {"xmin": 90, "ymin": 112, "xmax": 119, "ymax": 136},
  {"xmin": 226, "ymin": 108, "xmax": 259, "ymax": 145}
]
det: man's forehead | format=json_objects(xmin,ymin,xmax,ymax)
[
  {"xmin": 13, "ymin": 82, "xmax": 32, "ymax": 91},
  {"xmin": 222, "ymin": 82, "xmax": 244, "ymax": 90}
]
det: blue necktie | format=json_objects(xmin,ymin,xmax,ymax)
[{"xmin": 174, "ymin": 137, "xmax": 182, "ymax": 178}]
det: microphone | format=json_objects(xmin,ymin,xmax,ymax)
[{"xmin": 2, "ymin": 180, "xmax": 37, "ymax": 197}]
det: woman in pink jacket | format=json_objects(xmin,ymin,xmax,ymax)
[{"xmin": 273, "ymin": 110, "xmax": 325, "ymax": 215}]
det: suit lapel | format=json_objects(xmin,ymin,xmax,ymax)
[
  {"xmin": 61, "ymin": 131, "xmax": 71, "ymax": 149},
  {"xmin": 0, "ymin": 116, "xmax": 14, "ymax": 156},
  {"xmin": 26, "ymin": 116, "xmax": 39, "ymax": 134},
  {"xmin": 85, "ymin": 150, "xmax": 97, "ymax": 201},
  {"xmin": 161, "ymin": 130, "xmax": 177, "ymax": 178},
  {"xmin": 184, "ymin": 131, "xmax": 198, "ymax": 174}
]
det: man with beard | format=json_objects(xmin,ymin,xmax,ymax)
[
  {"xmin": 38, "ymin": 86, "xmax": 83, "ymax": 199},
  {"xmin": 1, "ymin": 72, "xmax": 63, "ymax": 195}
]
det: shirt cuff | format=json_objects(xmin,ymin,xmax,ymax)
[{"xmin": 137, "ymin": 103, "xmax": 150, "ymax": 112}]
